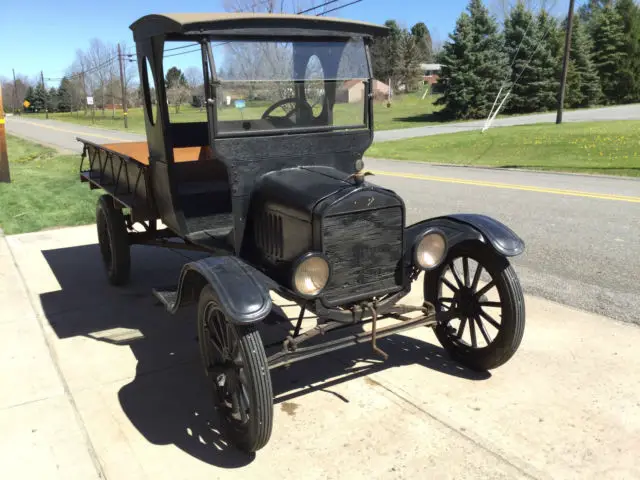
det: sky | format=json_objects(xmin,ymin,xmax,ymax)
[{"xmin": 0, "ymin": 0, "xmax": 571, "ymax": 86}]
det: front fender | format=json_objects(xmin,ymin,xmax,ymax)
[
  {"xmin": 159, "ymin": 256, "xmax": 272, "ymax": 325},
  {"xmin": 404, "ymin": 213, "xmax": 525, "ymax": 261}
]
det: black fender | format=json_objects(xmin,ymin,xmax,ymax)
[
  {"xmin": 155, "ymin": 256, "xmax": 272, "ymax": 325},
  {"xmin": 404, "ymin": 213, "xmax": 524, "ymax": 264}
]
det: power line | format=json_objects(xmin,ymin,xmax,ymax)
[
  {"xmin": 44, "ymin": 56, "xmax": 118, "ymax": 82},
  {"xmin": 298, "ymin": 0, "xmax": 341, "ymax": 14},
  {"xmin": 317, "ymin": 0, "xmax": 363, "ymax": 16},
  {"xmin": 164, "ymin": 42, "xmax": 200, "ymax": 53},
  {"xmin": 43, "ymin": 1, "xmax": 367, "ymax": 78},
  {"xmin": 163, "ymin": 47, "xmax": 202, "ymax": 58}
]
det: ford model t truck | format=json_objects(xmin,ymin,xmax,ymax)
[{"xmin": 78, "ymin": 13, "xmax": 526, "ymax": 452}]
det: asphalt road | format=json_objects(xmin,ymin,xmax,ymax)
[{"xmin": 5, "ymin": 114, "xmax": 640, "ymax": 323}]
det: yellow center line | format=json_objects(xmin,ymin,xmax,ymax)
[
  {"xmin": 371, "ymin": 170, "xmax": 640, "ymax": 203},
  {"xmin": 13, "ymin": 119, "xmax": 131, "ymax": 142}
]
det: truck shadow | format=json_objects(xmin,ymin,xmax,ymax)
[{"xmin": 38, "ymin": 243, "xmax": 489, "ymax": 469}]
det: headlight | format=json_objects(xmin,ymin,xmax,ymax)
[
  {"xmin": 415, "ymin": 230, "xmax": 447, "ymax": 270},
  {"xmin": 293, "ymin": 253, "xmax": 330, "ymax": 297}
]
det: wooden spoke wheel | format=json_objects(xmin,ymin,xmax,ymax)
[
  {"xmin": 96, "ymin": 195, "xmax": 130, "ymax": 286},
  {"xmin": 197, "ymin": 285, "xmax": 273, "ymax": 453},
  {"xmin": 424, "ymin": 243, "xmax": 525, "ymax": 371}
]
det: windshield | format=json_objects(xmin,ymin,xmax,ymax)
[{"xmin": 211, "ymin": 38, "xmax": 370, "ymax": 135}]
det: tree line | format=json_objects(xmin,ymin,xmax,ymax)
[
  {"xmin": 370, "ymin": 20, "xmax": 437, "ymax": 93},
  {"xmin": 372, "ymin": 0, "xmax": 640, "ymax": 120}
]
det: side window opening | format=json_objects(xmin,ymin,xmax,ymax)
[
  {"xmin": 162, "ymin": 41, "xmax": 206, "ymax": 124},
  {"xmin": 142, "ymin": 57, "xmax": 157, "ymax": 126}
]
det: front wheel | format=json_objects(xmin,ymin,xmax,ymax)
[
  {"xmin": 424, "ymin": 242, "xmax": 525, "ymax": 371},
  {"xmin": 197, "ymin": 285, "xmax": 273, "ymax": 453}
]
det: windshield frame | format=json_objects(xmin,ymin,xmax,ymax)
[{"xmin": 205, "ymin": 35, "xmax": 373, "ymax": 139}]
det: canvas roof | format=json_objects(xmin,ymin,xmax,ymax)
[{"xmin": 130, "ymin": 12, "xmax": 389, "ymax": 41}]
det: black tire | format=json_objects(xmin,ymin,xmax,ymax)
[
  {"xmin": 96, "ymin": 194, "xmax": 130, "ymax": 286},
  {"xmin": 197, "ymin": 285, "xmax": 273, "ymax": 453},
  {"xmin": 424, "ymin": 242, "xmax": 525, "ymax": 371}
]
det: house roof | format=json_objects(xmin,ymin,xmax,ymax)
[
  {"xmin": 130, "ymin": 12, "xmax": 389, "ymax": 41},
  {"xmin": 420, "ymin": 63, "xmax": 442, "ymax": 70}
]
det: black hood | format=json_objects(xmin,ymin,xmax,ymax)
[{"xmin": 253, "ymin": 166, "xmax": 355, "ymax": 217}]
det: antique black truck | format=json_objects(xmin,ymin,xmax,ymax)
[{"xmin": 78, "ymin": 12, "xmax": 526, "ymax": 453}]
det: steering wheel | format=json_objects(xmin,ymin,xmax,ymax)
[{"xmin": 261, "ymin": 98, "xmax": 314, "ymax": 125}]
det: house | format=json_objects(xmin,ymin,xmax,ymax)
[
  {"xmin": 421, "ymin": 63, "xmax": 442, "ymax": 86},
  {"xmin": 336, "ymin": 79, "xmax": 390, "ymax": 103}
]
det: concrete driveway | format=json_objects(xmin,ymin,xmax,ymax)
[{"xmin": 1, "ymin": 225, "xmax": 639, "ymax": 479}]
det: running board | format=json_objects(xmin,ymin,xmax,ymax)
[{"xmin": 152, "ymin": 288, "xmax": 179, "ymax": 311}]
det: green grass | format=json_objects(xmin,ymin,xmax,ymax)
[
  {"xmin": 0, "ymin": 135, "xmax": 101, "ymax": 235},
  {"xmin": 366, "ymin": 121, "xmax": 640, "ymax": 177},
  {"xmin": 26, "ymin": 91, "xmax": 443, "ymax": 133}
]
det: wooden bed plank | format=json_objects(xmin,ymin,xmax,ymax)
[{"xmin": 102, "ymin": 142, "xmax": 213, "ymax": 165}]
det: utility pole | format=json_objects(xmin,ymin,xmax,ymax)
[
  {"xmin": 40, "ymin": 70, "xmax": 49, "ymax": 119},
  {"xmin": 0, "ymin": 83, "xmax": 11, "ymax": 183},
  {"xmin": 118, "ymin": 44, "xmax": 129, "ymax": 128},
  {"xmin": 556, "ymin": 0, "xmax": 575, "ymax": 125},
  {"xmin": 12, "ymin": 68, "xmax": 19, "ymax": 114}
]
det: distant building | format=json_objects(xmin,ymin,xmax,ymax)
[
  {"xmin": 336, "ymin": 79, "xmax": 390, "ymax": 103},
  {"xmin": 420, "ymin": 63, "xmax": 442, "ymax": 86}
]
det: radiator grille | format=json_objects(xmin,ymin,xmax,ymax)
[
  {"xmin": 255, "ymin": 212, "xmax": 284, "ymax": 261},
  {"xmin": 322, "ymin": 206, "xmax": 403, "ymax": 304}
]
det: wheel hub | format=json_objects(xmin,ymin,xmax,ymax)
[{"xmin": 456, "ymin": 287, "xmax": 481, "ymax": 318}]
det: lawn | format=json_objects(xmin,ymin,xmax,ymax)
[
  {"xmin": 0, "ymin": 135, "xmax": 101, "ymax": 234},
  {"xmin": 24, "ymin": 91, "xmax": 443, "ymax": 133},
  {"xmin": 365, "ymin": 121, "xmax": 640, "ymax": 177}
]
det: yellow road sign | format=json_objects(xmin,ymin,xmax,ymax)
[{"xmin": 23, "ymin": 100, "xmax": 30, "ymax": 108}]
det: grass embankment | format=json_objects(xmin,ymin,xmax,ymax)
[
  {"xmin": 26, "ymin": 92, "xmax": 443, "ymax": 133},
  {"xmin": 0, "ymin": 135, "xmax": 100, "ymax": 234},
  {"xmin": 366, "ymin": 121, "xmax": 640, "ymax": 177}
]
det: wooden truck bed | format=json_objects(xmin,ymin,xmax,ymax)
[{"xmin": 101, "ymin": 142, "xmax": 214, "ymax": 165}]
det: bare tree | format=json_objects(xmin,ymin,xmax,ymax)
[
  {"xmin": 223, "ymin": 0, "xmax": 321, "ymax": 14},
  {"xmin": 166, "ymin": 85, "xmax": 192, "ymax": 113},
  {"xmin": 1, "ymin": 74, "xmax": 32, "ymax": 112}
]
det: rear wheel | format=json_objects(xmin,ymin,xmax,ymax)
[
  {"xmin": 96, "ymin": 195, "xmax": 130, "ymax": 286},
  {"xmin": 424, "ymin": 242, "xmax": 525, "ymax": 371},
  {"xmin": 197, "ymin": 285, "xmax": 273, "ymax": 453}
]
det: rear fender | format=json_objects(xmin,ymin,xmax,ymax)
[
  {"xmin": 404, "ymin": 214, "xmax": 525, "ymax": 264},
  {"xmin": 161, "ymin": 256, "xmax": 272, "ymax": 325}
]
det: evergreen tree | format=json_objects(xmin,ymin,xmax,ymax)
[
  {"xmin": 466, "ymin": 0, "xmax": 510, "ymax": 117},
  {"xmin": 564, "ymin": 16, "xmax": 602, "ymax": 108},
  {"xmin": 32, "ymin": 82, "xmax": 48, "ymax": 111},
  {"xmin": 57, "ymin": 78, "xmax": 73, "ymax": 112},
  {"xmin": 534, "ymin": 10, "xmax": 562, "ymax": 110},
  {"xmin": 165, "ymin": 66, "xmax": 188, "ymax": 88},
  {"xmin": 398, "ymin": 32, "xmax": 423, "ymax": 91},
  {"xmin": 503, "ymin": 1, "xmax": 544, "ymax": 114},
  {"xmin": 24, "ymin": 86, "xmax": 35, "ymax": 111},
  {"xmin": 615, "ymin": 0, "xmax": 640, "ymax": 103},
  {"xmin": 411, "ymin": 22, "xmax": 433, "ymax": 62},
  {"xmin": 436, "ymin": 0, "xmax": 509, "ymax": 119},
  {"xmin": 435, "ymin": 13, "xmax": 477, "ymax": 118},
  {"xmin": 592, "ymin": 4, "xmax": 627, "ymax": 104},
  {"xmin": 370, "ymin": 20, "xmax": 403, "ymax": 85},
  {"xmin": 577, "ymin": 0, "xmax": 608, "ymax": 35},
  {"xmin": 48, "ymin": 87, "xmax": 59, "ymax": 112}
]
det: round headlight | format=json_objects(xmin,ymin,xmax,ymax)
[
  {"xmin": 293, "ymin": 254, "xmax": 330, "ymax": 297},
  {"xmin": 415, "ymin": 231, "xmax": 447, "ymax": 270}
]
